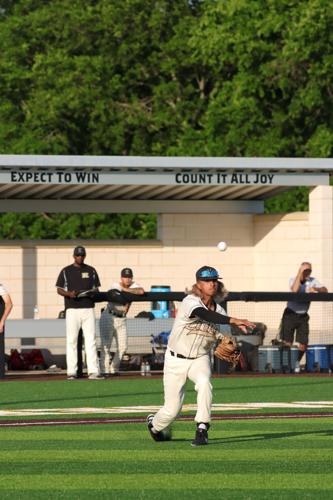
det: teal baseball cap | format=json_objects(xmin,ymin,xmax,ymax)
[{"xmin": 196, "ymin": 266, "xmax": 222, "ymax": 281}]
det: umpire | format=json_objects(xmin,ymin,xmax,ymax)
[
  {"xmin": 56, "ymin": 246, "xmax": 102, "ymax": 380},
  {"xmin": 0, "ymin": 283, "xmax": 13, "ymax": 378}
]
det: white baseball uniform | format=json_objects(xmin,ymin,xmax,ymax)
[
  {"xmin": 152, "ymin": 293, "xmax": 229, "ymax": 431},
  {"xmin": 99, "ymin": 281, "xmax": 142, "ymax": 374}
]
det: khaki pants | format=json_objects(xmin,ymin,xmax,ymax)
[{"xmin": 152, "ymin": 349, "xmax": 212, "ymax": 431}]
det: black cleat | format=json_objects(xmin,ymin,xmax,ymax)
[
  {"xmin": 191, "ymin": 423, "xmax": 210, "ymax": 447},
  {"xmin": 146, "ymin": 414, "xmax": 171, "ymax": 442}
]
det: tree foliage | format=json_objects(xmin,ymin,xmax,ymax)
[
  {"xmin": 0, "ymin": 213, "xmax": 157, "ymax": 239},
  {"xmin": 0, "ymin": 0, "xmax": 203, "ymax": 155},
  {"xmin": 0, "ymin": 0, "xmax": 332, "ymax": 235},
  {"xmin": 2, "ymin": 0, "xmax": 331, "ymax": 159}
]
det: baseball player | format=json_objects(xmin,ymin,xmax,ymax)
[
  {"xmin": 147, "ymin": 266, "xmax": 255, "ymax": 446},
  {"xmin": 56, "ymin": 246, "xmax": 102, "ymax": 380},
  {"xmin": 0, "ymin": 283, "xmax": 13, "ymax": 378},
  {"xmin": 280, "ymin": 261, "xmax": 328, "ymax": 373},
  {"xmin": 99, "ymin": 268, "xmax": 144, "ymax": 376}
]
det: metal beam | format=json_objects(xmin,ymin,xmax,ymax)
[
  {"xmin": 0, "ymin": 199, "xmax": 264, "ymax": 214},
  {"xmin": 1, "ymin": 154, "xmax": 333, "ymax": 171}
]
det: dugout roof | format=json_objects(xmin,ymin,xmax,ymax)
[{"xmin": 0, "ymin": 155, "xmax": 332, "ymax": 213}]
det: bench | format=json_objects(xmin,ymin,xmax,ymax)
[{"xmin": 5, "ymin": 318, "xmax": 174, "ymax": 367}]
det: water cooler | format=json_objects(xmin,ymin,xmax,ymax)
[{"xmin": 150, "ymin": 285, "xmax": 172, "ymax": 319}]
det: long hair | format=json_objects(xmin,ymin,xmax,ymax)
[{"xmin": 191, "ymin": 280, "xmax": 228, "ymax": 301}]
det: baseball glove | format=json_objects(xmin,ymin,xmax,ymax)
[{"xmin": 214, "ymin": 336, "xmax": 240, "ymax": 367}]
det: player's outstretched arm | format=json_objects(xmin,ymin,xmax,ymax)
[
  {"xmin": 229, "ymin": 317, "xmax": 256, "ymax": 334},
  {"xmin": 191, "ymin": 307, "xmax": 255, "ymax": 333}
]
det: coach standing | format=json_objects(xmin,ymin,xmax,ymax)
[
  {"xmin": 280, "ymin": 261, "xmax": 328, "ymax": 373},
  {"xmin": 0, "ymin": 283, "xmax": 13, "ymax": 378},
  {"xmin": 56, "ymin": 246, "xmax": 102, "ymax": 380}
]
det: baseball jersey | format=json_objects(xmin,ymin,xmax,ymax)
[
  {"xmin": 167, "ymin": 294, "xmax": 229, "ymax": 359},
  {"xmin": 287, "ymin": 276, "xmax": 323, "ymax": 314},
  {"xmin": 56, "ymin": 264, "xmax": 100, "ymax": 310},
  {"xmin": 107, "ymin": 281, "xmax": 142, "ymax": 315}
]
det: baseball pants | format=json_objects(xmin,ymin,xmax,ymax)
[
  {"xmin": 152, "ymin": 349, "xmax": 212, "ymax": 432},
  {"xmin": 66, "ymin": 308, "xmax": 99, "ymax": 377},
  {"xmin": 109, "ymin": 317, "xmax": 127, "ymax": 374},
  {"xmin": 99, "ymin": 308, "xmax": 113, "ymax": 374}
]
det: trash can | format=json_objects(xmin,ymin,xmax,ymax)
[
  {"xmin": 151, "ymin": 286, "xmax": 171, "ymax": 319},
  {"xmin": 306, "ymin": 345, "xmax": 329, "ymax": 372}
]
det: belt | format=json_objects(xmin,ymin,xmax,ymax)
[
  {"xmin": 169, "ymin": 350, "xmax": 196, "ymax": 360},
  {"xmin": 285, "ymin": 307, "xmax": 308, "ymax": 317}
]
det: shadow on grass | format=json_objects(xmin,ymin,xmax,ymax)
[
  {"xmin": 2, "ymin": 378, "xmax": 332, "ymax": 407},
  {"xmin": 208, "ymin": 428, "xmax": 333, "ymax": 445},
  {"xmin": 0, "ymin": 390, "xmax": 165, "ymax": 406},
  {"xmin": 214, "ymin": 379, "xmax": 333, "ymax": 394}
]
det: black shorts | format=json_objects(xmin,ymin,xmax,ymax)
[{"xmin": 280, "ymin": 308, "xmax": 309, "ymax": 345}]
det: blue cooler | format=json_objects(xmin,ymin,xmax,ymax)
[
  {"xmin": 326, "ymin": 345, "xmax": 333, "ymax": 372},
  {"xmin": 306, "ymin": 345, "xmax": 329, "ymax": 372},
  {"xmin": 151, "ymin": 286, "xmax": 171, "ymax": 319}
]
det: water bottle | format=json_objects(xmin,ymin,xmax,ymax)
[
  {"xmin": 141, "ymin": 361, "xmax": 146, "ymax": 376},
  {"xmin": 33, "ymin": 305, "xmax": 40, "ymax": 320},
  {"xmin": 145, "ymin": 361, "xmax": 151, "ymax": 376}
]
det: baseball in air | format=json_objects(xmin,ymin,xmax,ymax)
[{"xmin": 217, "ymin": 241, "xmax": 228, "ymax": 252}]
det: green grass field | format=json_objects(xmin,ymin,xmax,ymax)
[
  {"xmin": 0, "ymin": 375, "xmax": 333, "ymax": 499},
  {"xmin": 1, "ymin": 375, "xmax": 333, "ymax": 411}
]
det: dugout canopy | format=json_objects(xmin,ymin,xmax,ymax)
[{"xmin": 0, "ymin": 155, "xmax": 332, "ymax": 214}]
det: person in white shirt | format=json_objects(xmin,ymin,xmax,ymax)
[
  {"xmin": 146, "ymin": 266, "xmax": 255, "ymax": 447},
  {"xmin": 280, "ymin": 262, "xmax": 328, "ymax": 373},
  {"xmin": 0, "ymin": 283, "xmax": 13, "ymax": 378},
  {"xmin": 99, "ymin": 268, "xmax": 144, "ymax": 376}
]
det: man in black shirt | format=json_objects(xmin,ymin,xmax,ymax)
[{"xmin": 56, "ymin": 246, "xmax": 102, "ymax": 380}]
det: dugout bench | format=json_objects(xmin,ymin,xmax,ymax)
[{"xmin": 4, "ymin": 318, "xmax": 174, "ymax": 370}]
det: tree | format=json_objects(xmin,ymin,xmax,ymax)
[
  {"xmin": 185, "ymin": 0, "xmax": 333, "ymax": 158},
  {"xmin": 0, "ymin": 212, "xmax": 157, "ymax": 239},
  {"xmin": 0, "ymin": 0, "xmax": 203, "ymax": 155},
  {"xmin": 1, "ymin": 0, "xmax": 332, "ymax": 158},
  {"xmin": 0, "ymin": 0, "xmax": 332, "ymax": 234},
  {"xmin": 0, "ymin": 0, "xmax": 201, "ymax": 238}
]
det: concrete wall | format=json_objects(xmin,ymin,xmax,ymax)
[{"xmin": 1, "ymin": 186, "xmax": 332, "ymax": 344}]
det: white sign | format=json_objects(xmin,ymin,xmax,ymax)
[{"xmin": 0, "ymin": 171, "xmax": 329, "ymax": 186}]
